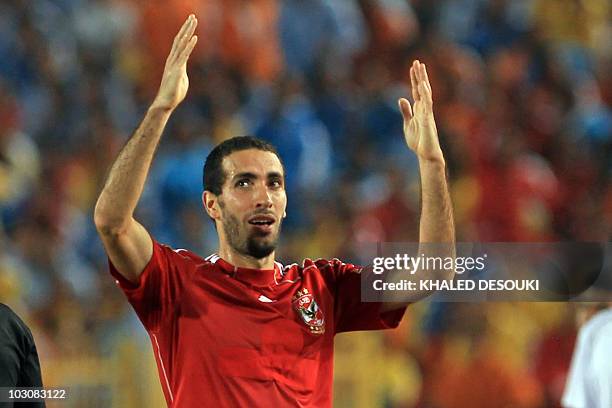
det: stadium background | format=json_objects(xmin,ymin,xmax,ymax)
[{"xmin": 0, "ymin": 0, "xmax": 610, "ymax": 406}]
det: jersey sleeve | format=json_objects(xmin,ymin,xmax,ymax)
[
  {"xmin": 326, "ymin": 259, "xmax": 407, "ymax": 334},
  {"xmin": 108, "ymin": 240, "xmax": 192, "ymax": 332}
]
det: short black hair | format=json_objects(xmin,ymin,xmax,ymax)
[{"xmin": 203, "ymin": 136, "xmax": 284, "ymax": 195}]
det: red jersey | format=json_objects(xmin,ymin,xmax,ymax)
[{"xmin": 109, "ymin": 240, "xmax": 406, "ymax": 407}]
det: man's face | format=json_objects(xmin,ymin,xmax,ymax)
[{"xmin": 214, "ymin": 149, "xmax": 287, "ymax": 259}]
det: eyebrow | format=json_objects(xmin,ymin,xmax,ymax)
[
  {"xmin": 232, "ymin": 172, "xmax": 284, "ymax": 180},
  {"xmin": 267, "ymin": 172, "xmax": 284, "ymax": 180},
  {"xmin": 232, "ymin": 172, "xmax": 257, "ymax": 181}
]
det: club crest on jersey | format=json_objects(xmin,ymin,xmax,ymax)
[{"xmin": 292, "ymin": 288, "xmax": 325, "ymax": 335}]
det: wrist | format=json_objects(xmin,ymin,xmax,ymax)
[
  {"xmin": 418, "ymin": 156, "xmax": 446, "ymax": 170},
  {"xmin": 149, "ymin": 99, "xmax": 176, "ymax": 114}
]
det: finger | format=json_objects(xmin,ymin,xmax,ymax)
[
  {"xmin": 418, "ymin": 81, "xmax": 432, "ymax": 105},
  {"xmin": 176, "ymin": 17, "xmax": 197, "ymax": 55},
  {"xmin": 172, "ymin": 15, "xmax": 194, "ymax": 49},
  {"xmin": 422, "ymin": 64, "xmax": 431, "ymax": 86},
  {"xmin": 177, "ymin": 35, "xmax": 198, "ymax": 65},
  {"xmin": 413, "ymin": 60, "xmax": 419, "ymax": 81},
  {"xmin": 419, "ymin": 63, "xmax": 428, "ymax": 86},
  {"xmin": 417, "ymin": 62, "xmax": 431, "ymax": 101},
  {"xmin": 168, "ymin": 17, "xmax": 192, "ymax": 63},
  {"xmin": 417, "ymin": 61, "xmax": 425, "ymax": 82},
  {"xmin": 181, "ymin": 17, "xmax": 198, "ymax": 46},
  {"xmin": 174, "ymin": 19, "xmax": 197, "ymax": 62},
  {"xmin": 170, "ymin": 15, "xmax": 196, "ymax": 61},
  {"xmin": 410, "ymin": 63, "xmax": 419, "ymax": 101},
  {"xmin": 416, "ymin": 60, "xmax": 425, "ymax": 83},
  {"xmin": 415, "ymin": 60, "xmax": 425, "ymax": 99},
  {"xmin": 398, "ymin": 98, "xmax": 413, "ymax": 120},
  {"xmin": 422, "ymin": 64, "xmax": 433, "ymax": 100}
]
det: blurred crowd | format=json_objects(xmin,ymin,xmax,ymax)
[{"xmin": 0, "ymin": 0, "xmax": 610, "ymax": 407}]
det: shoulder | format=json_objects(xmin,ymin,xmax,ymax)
[
  {"xmin": 300, "ymin": 258, "xmax": 358, "ymax": 268},
  {"xmin": 289, "ymin": 258, "xmax": 362, "ymax": 279},
  {"xmin": 0, "ymin": 303, "xmax": 32, "ymax": 341},
  {"xmin": 314, "ymin": 258, "xmax": 361, "ymax": 273},
  {"xmin": 0, "ymin": 303, "xmax": 20, "ymax": 326},
  {"xmin": 584, "ymin": 309, "xmax": 612, "ymax": 351},
  {"xmin": 155, "ymin": 242, "xmax": 215, "ymax": 269},
  {"xmin": 572, "ymin": 309, "xmax": 612, "ymax": 372},
  {"xmin": 579, "ymin": 309, "xmax": 612, "ymax": 343}
]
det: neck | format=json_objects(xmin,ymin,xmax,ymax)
[{"xmin": 218, "ymin": 246, "xmax": 276, "ymax": 270}]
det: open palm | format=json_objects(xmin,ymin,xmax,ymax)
[
  {"xmin": 154, "ymin": 15, "xmax": 198, "ymax": 111},
  {"xmin": 399, "ymin": 60, "xmax": 444, "ymax": 164}
]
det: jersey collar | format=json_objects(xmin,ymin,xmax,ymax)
[{"xmin": 214, "ymin": 256, "xmax": 282, "ymax": 287}]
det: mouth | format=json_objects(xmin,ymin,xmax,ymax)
[{"xmin": 247, "ymin": 214, "xmax": 276, "ymax": 234}]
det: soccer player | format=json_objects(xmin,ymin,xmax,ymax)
[{"xmin": 94, "ymin": 15, "xmax": 454, "ymax": 407}]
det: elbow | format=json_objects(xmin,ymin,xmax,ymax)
[{"xmin": 93, "ymin": 201, "xmax": 129, "ymax": 237}]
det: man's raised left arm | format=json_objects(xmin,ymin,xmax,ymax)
[{"xmin": 382, "ymin": 60, "xmax": 455, "ymax": 310}]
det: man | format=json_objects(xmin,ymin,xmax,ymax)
[
  {"xmin": 94, "ymin": 14, "xmax": 454, "ymax": 407},
  {"xmin": 0, "ymin": 303, "xmax": 45, "ymax": 408},
  {"xmin": 562, "ymin": 304, "xmax": 612, "ymax": 408}
]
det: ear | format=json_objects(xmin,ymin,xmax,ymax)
[{"xmin": 202, "ymin": 191, "xmax": 221, "ymax": 221}]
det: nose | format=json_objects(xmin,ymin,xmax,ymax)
[{"xmin": 254, "ymin": 184, "xmax": 273, "ymax": 209}]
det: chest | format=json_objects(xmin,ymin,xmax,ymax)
[
  {"xmin": 177, "ymin": 271, "xmax": 333, "ymax": 357},
  {"xmin": 169, "ymin": 272, "xmax": 333, "ymax": 388}
]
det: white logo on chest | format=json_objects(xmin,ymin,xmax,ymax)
[{"xmin": 258, "ymin": 294, "xmax": 275, "ymax": 303}]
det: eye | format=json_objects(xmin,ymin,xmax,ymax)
[
  {"xmin": 236, "ymin": 179, "xmax": 251, "ymax": 188},
  {"xmin": 269, "ymin": 179, "xmax": 283, "ymax": 189}
]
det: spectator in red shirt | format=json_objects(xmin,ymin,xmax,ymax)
[{"xmin": 93, "ymin": 15, "xmax": 454, "ymax": 407}]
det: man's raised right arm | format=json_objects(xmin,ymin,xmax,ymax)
[{"xmin": 94, "ymin": 15, "xmax": 198, "ymax": 283}]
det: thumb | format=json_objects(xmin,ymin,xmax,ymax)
[{"xmin": 398, "ymin": 98, "xmax": 413, "ymax": 121}]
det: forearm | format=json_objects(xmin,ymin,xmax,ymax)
[
  {"xmin": 94, "ymin": 104, "xmax": 172, "ymax": 233},
  {"xmin": 419, "ymin": 159, "xmax": 454, "ymax": 243},
  {"xmin": 381, "ymin": 159, "xmax": 455, "ymax": 309},
  {"xmin": 418, "ymin": 158, "xmax": 455, "ymax": 279}
]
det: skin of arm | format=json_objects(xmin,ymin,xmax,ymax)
[
  {"xmin": 381, "ymin": 60, "xmax": 456, "ymax": 311},
  {"xmin": 94, "ymin": 15, "xmax": 198, "ymax": 283}
]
